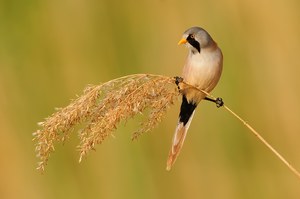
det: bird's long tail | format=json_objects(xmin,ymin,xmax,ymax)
[{"xmin": 166, "ymin": 95, "xmax": 197, "ymax": 171}]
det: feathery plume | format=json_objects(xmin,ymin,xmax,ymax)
[{"xmin": 33, "ymin": 74, "xmax": 179, "ymax": 172}]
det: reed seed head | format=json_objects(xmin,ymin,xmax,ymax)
[{"xmin": 33, "ymin": 74, "xmax": 179, "ymax": 172}]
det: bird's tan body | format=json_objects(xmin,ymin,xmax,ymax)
[{"xmin": 182, "ymin": 42, "xmax": 223, "ymax": 104}]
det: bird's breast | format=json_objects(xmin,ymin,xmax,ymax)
[{"xmin": 182, "ymin": 48, "xmax": 223, "ymax": 93}]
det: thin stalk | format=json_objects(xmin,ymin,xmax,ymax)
[{"xmin": 181, "ymin": 81, "xmax": 300, "ymax": 180}]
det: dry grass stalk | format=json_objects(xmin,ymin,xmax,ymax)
[
  {"xmin": 182, "ymin": 82, "xmax": 300, "ymax": 180},
  {"xmin": 33, "ymin": 74, "xmax": 300, "ymax": 179},
  {"xmin": 33, "ymin": 74, "xmax": 179, "ymax": 172}
]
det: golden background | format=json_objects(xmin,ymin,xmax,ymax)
[{"xmin": 1, "ymin": 0, "xmax": 300, "ymax": 198}]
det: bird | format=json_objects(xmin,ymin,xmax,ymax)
[{"xmin": 166, "ymin": 26, "xmax": 223, "ymax": 170}]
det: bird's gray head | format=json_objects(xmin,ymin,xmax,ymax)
[{"xmin": 178, "ymin": 27, "xmax": 214, "ymax": 54}]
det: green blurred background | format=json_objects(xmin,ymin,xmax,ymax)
[{"xmin": 1, "ymin": 0, "xmax": 300, "ymax": 198}]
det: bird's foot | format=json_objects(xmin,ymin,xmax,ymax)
[
  {"xmin": 204, "ymin": 97, "xmax": 224, "ymax": 108},
  {"xmin": 174, "ymin": 76, "xmax": 184, "ymax": 90},
  {"xmin": 215, "ymin": 97, "xmax": 224, "ymax": 108},
  {"xmin": 174, "ymin": 76, "xmax": 183, "ymax": 86}
]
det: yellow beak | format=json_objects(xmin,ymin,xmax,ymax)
[{"xmin": 178, "ymin": 38, "xmax": 187, "ymax": 45}]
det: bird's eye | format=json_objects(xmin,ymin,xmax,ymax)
[{"xmin": 190, "ymin": 34, "xmax": 194, "ymax": 39}]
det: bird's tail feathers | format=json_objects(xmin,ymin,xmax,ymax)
[{"xmin": 166, "ymin": 95, "xmax": 197, "ymax": 170}]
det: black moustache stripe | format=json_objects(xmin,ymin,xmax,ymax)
[{"xmin": 187, "ymin": 35, "xmax": 201, "ymax": 53}]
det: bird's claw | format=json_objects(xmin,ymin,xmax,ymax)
[
  {"xmin": 174, "ymin": 76, "xmax": 183, "ymax": 86},
  {"xmin": 215, "ymin": 97, "xmax": 224, "ymax": 108}
]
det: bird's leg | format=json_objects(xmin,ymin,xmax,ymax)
[
  {"xmin": 204, "ymin": 97, "xmax": 224, "ymax": 108},
  {"xmin": 174, "ymin": 76, "xmax": 184, "ymax": 90},
  {"xmin": 173, "ymin": 76, "xmax": 224, "ymax": 108}
]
